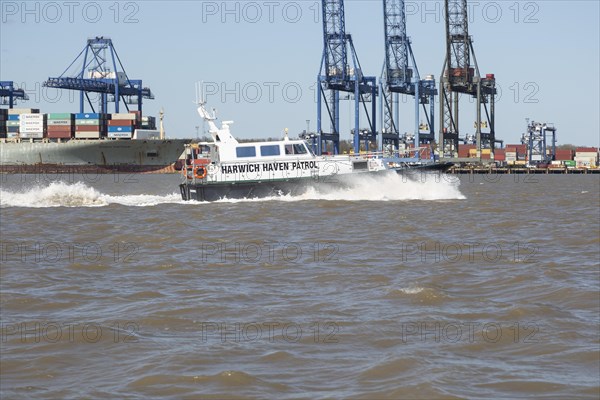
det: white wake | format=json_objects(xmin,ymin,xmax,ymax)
[{"xmin": 1, "ymin": 173, "xmax": 465, "ymax": 208}]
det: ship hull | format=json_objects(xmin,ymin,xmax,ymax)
[
  {"xmin": 0, "ymin": 139, "xmax": 190, "ymax": 173},
  {"xmin": 179, "ymin": 162, "xmax": 453, "ymax": 201}
]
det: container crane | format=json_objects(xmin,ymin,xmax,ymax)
[
  {"xmin": 439, "ymin": 0, "xmax": 497, "ymax": 159},
  {"xmin": 522, "ymin": 120, "xmax": 556, "ymax": 165},
  {"xmin": 0, "ymin": 81, "xmax": 29, "ymax": 108},
  {"xmin": 43, "ymin": 37, "xmax": 154, "ymax": 115},
  {"xmin": 381, "ymin": 0, "xmax": 436, "ymax": 158},
  {"xmin": 317, "ymin": 0, "xmax": 378, "ymax": 155}
]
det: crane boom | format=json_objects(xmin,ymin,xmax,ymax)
[
  {"xmin": 317, "ymin": 0, "xmax": 378, "ymax": 155},
  {"xmin": 42, "ymin": 37, "xmax": 154, "ymax": 114},
  {"xmin": 323, "ymin": 0, "xmax": 348, "ymax": 84},
  {"xmin": 384, "ymin": 0, "xmax": 412, "ymax": 93},
  {"xmin": 445, "ymin": 0, "xmax": 474, "ymax": 93},
  {"xmin": 439, "ymin": 0, "xmax": 497, "ymax": 159},
  {"xmin": 381, "ymin": 0, "xmax": 436, "ymax": 157}
]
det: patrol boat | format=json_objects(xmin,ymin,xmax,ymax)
[{"xmin": 179, "ymin": 103, "xmax": 451, "ymax": 201}]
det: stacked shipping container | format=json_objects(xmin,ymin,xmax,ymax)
[
  {"xmin": 108, "ymin": 113, "xmax": 136, "ymax": 139},
  {"xmin": 456, "ymin": 145, "xmax": 504, "ymax": 161},
  {"xmin": 6, "ymin": 109, "xmax": 43, "ymax": 139},
  {"xmin": 140, "ymin": 116, "xmax": 156, "ymax": 130},
  {"xmin": 0, "ymin": 108, "xmax": 6, "ymax": 138},
  {"xmin": 0, "ymin": 110, "xmax": 160, "ymax": 141},
  {"xmin": 75, "ymin": 113, "xmax": 106, "ymax": 139},
  {"xmin": 47, "ymin": 113, "xmax": 74, "ymax": 139},
  {"xmin": 19, "ymin": 113, "xmax": 46, "ymax": 138},
  {"xmin": 575, "ymin": 147, "xmax": 599, "ymax": 167}
]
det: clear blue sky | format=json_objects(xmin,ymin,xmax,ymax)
[{"xmin": 1, "ymin": 1, "xmax": 599, "ymax": 146}]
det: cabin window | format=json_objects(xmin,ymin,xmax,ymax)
[
  {"xmin": 236, "ymin": 146, "xmax": 256, "ymax": 158},
  {"xmin": 260, "ymin": 145, "xmax": 280, "ymax": 156},
  {"xmin": 285, "ymin": 143, "xmax": 309, "ymax": 155},
  {"xmin": 294, "ymin": 144, "xmax": 308, "ymax": 154}
]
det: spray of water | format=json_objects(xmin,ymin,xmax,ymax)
[{"xmin": 1, "ymin": 173, "xmax": 465, "ymax": 208}]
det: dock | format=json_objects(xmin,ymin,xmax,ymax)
[{"xmin": 448, "ymin": 166, "xmax": 600, "ymax": 174}]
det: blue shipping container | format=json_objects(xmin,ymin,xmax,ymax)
[
  {"xmin": 7, "ymin": 126, "xmax": 20, "ymax": 133},
  {"xmin": 108, "ymin": 126, "xmax": 132, "ymax": 133},
  {"xmin": 8, "ymin": 115, "xmax": 20, "ymax": 121},
  {"xmin": 75, "ymin": 113, "xmax": 102, "ymax": 119}
]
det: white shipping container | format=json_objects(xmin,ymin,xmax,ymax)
[
  {"xmin": 89, "ymin": 71, "xmax": 127, "ymax": 82},
  {"xmin": 6, "ymin": 132, "xmax": 19, "ymax": 138},
  {"xmin": 133, "ymin": 129, "xmax": 160, "ymax": 140},
  {"xmin": 531, "ymin": 155, "xmax": 543, "ymax": 161},
  {"xmin": 19, "ymin": 127, "xmax": 44, "ymax": 132},
  {"xmin": 108, "ymin": 131, "xmax": 133, "ymax": 139},
  {"xmin": 110, "ymin": 113, "xmax": 137, "ymax": 120},
  {"xmin": 506, "ymin": 156, "xmax": 517, "ymax": 162},
  {"xmin": 7, "ymin": 108, "xmax": 40, "ymax": 115},
  {"xmin": 20, "ymin": 119, "xmax": 45, "ymax": 125},
  {"xmin": 20, "ymin": 126, "xmax": 45, "ymax": 132},
  {"xmin": 19, "ymin": 132, "xmax": 44, "ymax": 138},
  {"xmin": 47, "ymin": 119, "xmax": 72, "ymax": 126},
  {"xmin": 75, "ymin": 132, "xmax": 101, "ymax": 139},
  {"xmin": 20, "ymin": 113, "xmax": 45, "ymax": 120}
]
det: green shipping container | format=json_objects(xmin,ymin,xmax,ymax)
[
  {"xmin": 564, "ymin": 160, "xmax": 576, "ymax": 167},
  {"xmin": 47, "ymin": 113, "xmax": 73, "ymax": 120}
]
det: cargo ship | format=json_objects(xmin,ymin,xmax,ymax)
[
  {"xmin": 0, "ymin": 108, "xmax": 190, "ymax": 173},
  {"xmin": 179, "ymin": 102, "xmax": 452, "ymax": 201}
]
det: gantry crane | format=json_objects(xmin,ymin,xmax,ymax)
[
  {"xmin": 439, "ymin": 0, "xmax": 497, "ymax": 159},
  {"xmin": 381, "ymin": 0, "xmax": 436, "ymax": 158},
  {"xmin": 317, "ymin": 0, "xmax": 378, "ymax": 155},
  {"xmin": 43, "ymin": 37, "xmax": 154, "ymax": 114},
  {"xmin": 522, "ymin": 120, "xmax": 556, "ymax": 165},
  {"xmin": 0, "ymin": 81, "xmax": 29, "ymax": 108}
]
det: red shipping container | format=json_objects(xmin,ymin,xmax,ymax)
[
  {"xmin": 575, "ymin": 147, "xmax": 598, "ymax": 153},
  {"xmin": 495, "ymin": 149, "xmax": 506, "ymax": 161},
  {"xmin": 555, "ymin": 150, "xmax": 574, "ymax": 161},
  {"xmin": 507, "ymin": 144, "xmax": 527, "ymax": 154},
  {"xmin": 458, "ymin": 145, "xmax": 475, "ymax": 158},
  {"xmin": 76, "ymin": 125, "xmax": 103, "ymax": 132},
  {"xmin": 47, "ymin": 126, "xmax": 73, "ymax": 133},
  {"xmin": 47, "ymin": 131, "xmax": 72, "ymax": 139},
  {"xmin": 108, "ymin": 120, "xmax": 134, "ymax": 126}
]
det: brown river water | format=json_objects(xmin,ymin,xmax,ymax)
[{"xmin": 1, "ymin": 172, "xmax": 599, "ymax": 399}]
